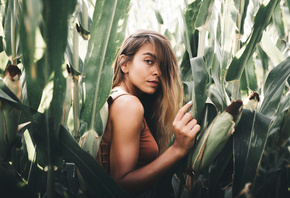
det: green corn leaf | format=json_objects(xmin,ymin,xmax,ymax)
[
  {"xmin": 271, "ymin": 4, "xmax": 285, "ymax": 37},
  {"xmin": 0, "ymin": 36, "xmax": 4, "ymax": 53},
  {"xmin": 24, "ymin": 1, "xmax": 77, "ymax": 195},
  {"xmin": 81, "ymin": 0, "xmax": 130, "ymax": 135},
  {"xmin": 28, "ymin": 112, "xmax": 51, "ymax": 167},
  {"xmin": 183, "ymin": 81, "xmax": 193, "ymax": 104},
  {"xmin": 0, "ymin": 98, "xmax": 20, "ymax": 161},
  {"xmin": 59, "ymin": 125, "xmax": 127, "ymax": 198},
  {"xmin": 3, "ymin": 0, "xmax": 16, "ymax": 57},
  {"xmin": 259, "ymin": 56, "xmax": 290, "ymax": 117},
  {"xmin": 190, "ymin": 56, "xmax": 209, "ymax": 123},
  {"xmin": 253, "ymin": 94, "xmax": 290, "ymax": 196},
  {"xmin": 39, "ymin": 0, "xmax": 77, "ymax": 164},
  {"xmin": 226, "ymin": 0, "xmax": 280, "ymax": 82},
  {"xmin": 233, "ymin": 109, "xmax": 271, "ymax": 196},
  {"xmin": 267, "ymin": 94, "xmax": 290, "ymax": 147},
  {"xmin": 240, "ymin": 56, "xmax": 258, "ymax": 92},
  {"xmin": 260, "ymin": 31, "xmax": 285, "ymax": 66},
  {"xmin": 208, "ymin": 136, "xmax": 233, "ymax": 197},
  {"xmin": 19, "ymin": 0, "xmax": 44, "ymax": 110},
  {"xmin": 208, "ymin": 86, "xmax": 225, "ymax": 112},
  {"xmin": 279, "ymin": 106, "xmax": 290, "ymax": 148},
  {"xmin": 194, "ymin": 0, "xmax": 214, "ymax": 29},
  {"xmin": 239, "ymin": 0, "xmax": 250, "ymax": 35},
  {"xmin": 211, "ymin": 53, "xmax": 230, "ymax": 110},
  {"xmin": 19, "ymin": 0, "xmax": 42, "ymax": 72},
  {"xmin": 179, "ymin": 0, "xmax": 200, "ymax": 82},
  {"xmin": 154, "ymin": 9, "xmax": 164, "ymax": 24}
]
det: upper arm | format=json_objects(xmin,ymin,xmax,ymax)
[{"xmin": 109, "ymin": 95, "xmax": 144, "ymax": 182}]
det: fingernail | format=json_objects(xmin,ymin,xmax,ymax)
[{"xmin": 187, "ymin": 100, "xmax": 193, "ymax": 105}]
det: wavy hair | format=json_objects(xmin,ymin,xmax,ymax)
[{"xmin": 112, "ymin": 30, "xmax": 183, "ymax": 153}]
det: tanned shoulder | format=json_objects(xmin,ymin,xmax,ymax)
[{"xmin": 110, "ymin": 95, "xmax": 144, "ymax": 122}]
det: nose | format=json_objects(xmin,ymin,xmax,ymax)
[{"xmin": 153, "ymin": 65, "xmax": 161, "ymax": 76}]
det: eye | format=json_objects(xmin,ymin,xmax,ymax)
[{"xmin": 145, "ymin": 59, "xmax": 153, "ymax": 64}]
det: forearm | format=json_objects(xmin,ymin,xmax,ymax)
[{"xmin": 113, "ymin": 145, "xmax": 186, "ymax": 193}]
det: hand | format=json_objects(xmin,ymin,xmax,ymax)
[{"xmin": 172, "ymin": 101, "xmax": 200, "ymax": 156}]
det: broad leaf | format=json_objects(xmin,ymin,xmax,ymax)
[
  {"xmin": 19, "ymin": 0, "xmax": 42, "ymax": 70},
  {"xmin": 195, "ymin": 0, "xmax": 214, "ymax": 29},
  {"xmin": 226, "ymin": 0, "xmax": 280, "ymax": 82},
  {"xmin": 180, "ymin": 0, "xmax": 200, "ymax": 82},
  {"xmin": 233, "ymin": 109, "xmax": 271, "ymax": 196},
  {"xmin": 239, "ymin": 0, "xmax": 250, "ymax": 35},
  {"xmin": 253, "ymin": 94, "xmax": 290, "ymax": 197},
  {"xmin": 59, "ymin": 125, "xmax": 127, "ymax": 197},
  {"xmin": 208, "ymin": 137, "xmax": 233, "ymax": 197},
  {"xmin": 267, "ymin": 94, "xmax": 290, "ymax": 147},
  {"xmin": 211, "ymin": 53, "xmax": 229, "ymax": 110},
  {"xmin": 260, "ymin": 31, "xmax": 285, "ymax": 66},
  {"xmin": 40, "ymin": 0, "xmax": 77, "ymax": 164},
  {"xmin": 240, "ymin": 56, "xmax": 258, "ymax": 92},
  {"xmin": 19, "ymin": 0, "xmax": 44, "ymax": 110},
  {"xmin": 3, "ymin": 0, "xmax": 17, "ymax": 57},
  {"xmin": 259, "ymin": 56, "xmax": 290, "ymax": 117},
  {"xmin": 190, "ymin": 56, "xmax": 209, "ymax": 123},
  {"xmin": 257, "ymin": 45, "xmax": 269, "ymax": 71},
  {"xmin": 81, "ymin": 0, "xmax": 130, "ymax": 135}
]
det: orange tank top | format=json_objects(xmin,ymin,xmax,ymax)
[{"xmin": 97, "ymin": 89, "xmax": 159, "ymax": 173}]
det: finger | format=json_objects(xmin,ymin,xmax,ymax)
[
  {"xmin": 187, "ymin": 118, "xmax": 198, "ymax": 129},
  {"xmin": 183, "ymin": 118, "xmax": 197, "ymax": 131},
  {"xmin": 190, "ymin": 124, "xmax": 201, "ymax": 136},
  {"xmin": 174, "ymin": 101, "xmax": 193, "ymax": 121},
  {"xmin": 180, "ymin": 112, "xmax": 194, "ymax": 126}
]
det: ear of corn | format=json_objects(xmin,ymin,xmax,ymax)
[
  {"xmin": 244, "ymin": 92, "xmax": 260, "ymax": 111},
  {"xmin": 79, "ymin": 129, "xmax": 101, "ymax": 159},
  {"xmin": 3, "ymin": 64, "xmax": 22, "ymax": 100},
  {"xmin": 191, "ymin": 100, "xmax": 243, "ymax": 172}
]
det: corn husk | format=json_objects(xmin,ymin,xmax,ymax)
[
  {"xmin": 79, "ymin": 129, "xmax": 101, "ymax": 158},
  {"xmin": 244, "ymin": 92, "xmax": 259, "ymax": 111},
  {"xmin": 77, "ymin": 129, "xmax": 101, "ymax": 193},
  {"xmin": 191, "ymin": 100, "xmax": 243, "ymax": 172}
]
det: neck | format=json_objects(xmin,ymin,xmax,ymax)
[{"xmin": 118, "ymin": 80, "xmax": 142, "ymax": 97}]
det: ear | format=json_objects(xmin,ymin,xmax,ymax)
[
  {"xmin": 121, "ymin": 63, "xmax": 129, "ymax": 74},
  {"xmin": 120, "ymin": 55, "xmax": 129, "ymax": 74}
]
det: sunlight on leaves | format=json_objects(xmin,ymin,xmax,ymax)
[{"xmin": 23, "ymin": 130, "xmax": 36, "ymax": 162}]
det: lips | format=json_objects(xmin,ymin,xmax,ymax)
[{"xmin": 148, "ymin": 80, "xmax": 159, "ymax": 87}]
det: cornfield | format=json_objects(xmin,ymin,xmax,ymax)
[{"xmin": 0, "ymin": 0, "xmax": 289, "ymax": 198}]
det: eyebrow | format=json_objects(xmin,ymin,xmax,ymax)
[{"xmin": 142, "ymin": 52, "xmax": 156, "ymax": 59}]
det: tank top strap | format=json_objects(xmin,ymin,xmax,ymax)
[{"xmin": 107, "ymin": 88, "xmax": 131, "ymax": 106}]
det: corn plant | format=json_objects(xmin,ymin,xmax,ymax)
[
  {"xmin": 0, "ymin": 0, "xmax": 130, "ymax": 197},
  {"xmin": 172, "ymin": 0, "xmax": 290, "ymax": 198}
]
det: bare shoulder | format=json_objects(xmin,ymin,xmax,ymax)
[{"xmin": 110, "ymin": 94, "xmax": 144, "ymax": 120}]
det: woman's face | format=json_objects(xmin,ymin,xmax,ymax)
[{"xmin": 122, "ymin": 43, "xmax": 161, "ymax": 96}]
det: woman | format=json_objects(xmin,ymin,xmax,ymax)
[{"xmin": 98, "ymin": 30, "xmax": 200, "ymax": 196}]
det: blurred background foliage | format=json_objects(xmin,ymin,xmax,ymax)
[{"xmin": 0, "ymin": 0, "xmax": 289, "ymax": 198}]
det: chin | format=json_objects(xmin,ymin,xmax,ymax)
[{"xmin": 144, "ymin": 88, "xmax": 158, "ymax": 95}]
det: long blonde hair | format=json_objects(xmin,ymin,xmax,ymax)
[{"xmin": 112, "ymin": 30, "xmax": 183, "ymax": 153}]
